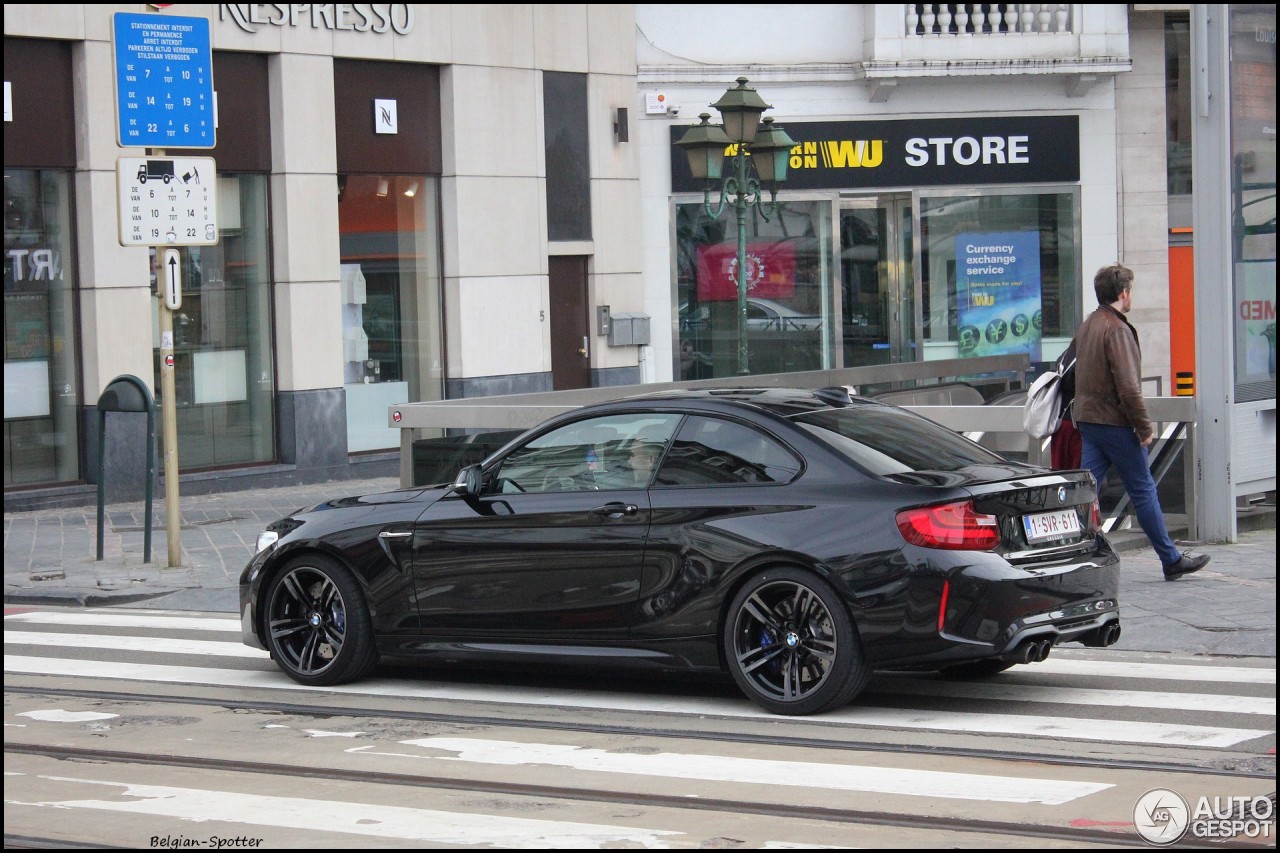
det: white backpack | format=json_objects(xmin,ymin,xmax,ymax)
[{"xmin": 1022, "ymin": 345, "xmax": 1077, "ymax": 439}]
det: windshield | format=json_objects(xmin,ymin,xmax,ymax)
[{"xmin": 792, "ymin": 406, "xmax": 1005, "ymax": 476}]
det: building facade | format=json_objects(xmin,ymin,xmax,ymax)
[
  {"xmin": 635, "ymin": 5, "xmax": 1158, "ymax": 384},
  {"xmin": 4, "ymin": 4, "xmax": 644, "ymax": 508},
  {"xmin": 4, "ymin": 4, "xmax": 1274, "ymax": 519},
  {"xmin": 631, "ymin": 3, "xmax": 1273, "ymax": 512}
]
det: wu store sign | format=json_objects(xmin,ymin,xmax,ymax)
[{"xmin": 671, "ymin": 115, "xmax": 1079, "ymax": 192}]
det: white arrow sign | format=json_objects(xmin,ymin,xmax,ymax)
[{"xmin": 163, "ymin": 248, "xmax": 182, "ymax": 310}]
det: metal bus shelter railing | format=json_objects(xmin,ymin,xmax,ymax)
[
  {"xmin": 388, "ymin": 354, "xmax": 1198, "ymax": 539},
  {"xmin": 912, "ymin": 397, "xmax": 1198, "ymax": 539}
]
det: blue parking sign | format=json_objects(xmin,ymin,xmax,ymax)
[{"xmin": 113, "ymin": 13, "xmax": 215, "ymax": 149}]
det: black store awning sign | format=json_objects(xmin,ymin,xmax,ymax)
[{"xmin": 670, "ymin": 114, "xmax": 1080, "ymax": 193}]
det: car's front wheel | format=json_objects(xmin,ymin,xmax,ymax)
[
  {"xmin": 724, "ymin": 567, "xmax": 870, "ymax": 715},
  {"xmin": 264, "ymin": 554, "xmax": 377, "ymax": 686}
]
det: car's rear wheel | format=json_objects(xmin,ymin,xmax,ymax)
[
  {"xmin": 940, "ymin": 659, "xmax": 1016, "ymax": 678},
  {"xmin": 264, "ymin": 554, "xmax": 377, "ymax": 686},
  {"xmin": 724, "ymin": 567, "xmax": 869, "ymax": 715}
]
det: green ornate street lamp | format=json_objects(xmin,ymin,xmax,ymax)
[{"xmin": 676, "ymin": 78, "xmax": 796, "ymax": 375}]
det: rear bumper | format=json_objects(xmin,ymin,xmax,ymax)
[
  {"xmin": 950, "ymin": 545, "xmax": 1118, "ymax": 636},
  {"xmin": 867, "ymin": 540, "xmax": 1121, "ymax": 668},
  {"xmin": 946, "ymin": 558, "xmax": 1119, "ymax": 649}
]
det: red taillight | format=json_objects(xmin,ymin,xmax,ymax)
[
  {"xmin": 896, "ymin": 500, "xmax": 1000, "ymax": 551},
  {"xmin": 1090, "ymin": 500, "xmax": 1102, "ymax": 532},
  {"xmin": 937, "ymin": 579, "xmax": 950, "ymax": 632}
]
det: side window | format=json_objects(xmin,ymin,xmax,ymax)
[
  {"xmin": 653, "ymin": 416, "xmax": 802, "ymax": 487},
  {"xmin": 493, "ymin": 413, "xmax": 681, "ymax": 493}
]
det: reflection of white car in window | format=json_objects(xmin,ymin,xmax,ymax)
[
  {"xmin": 680, "ymin": 299, "xmax": 822, "ymax": 332},
  {"xmin": 746, "ymin": 298, "xmax": 823, "ymax": 332}
]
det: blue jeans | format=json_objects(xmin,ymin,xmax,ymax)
[{"xmin": 1077, "ymin": 422, "xmax": 1182, "ymax": 566}]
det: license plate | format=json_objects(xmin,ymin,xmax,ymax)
[{"xmin": 1022, "ymin": 508, "xmax": 1082, "ymax": 543}]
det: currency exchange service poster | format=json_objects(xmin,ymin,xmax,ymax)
[{"xmin": 955, "ymin": 231, "xmax": 1042, "ymax": 361}]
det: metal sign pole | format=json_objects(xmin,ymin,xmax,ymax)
[
  {"xmin": 111, "ymin": 11, "xmax": 216, "ymax": 569},
  {"xmin": 156, "ymin": 151, "xmax": 182, "ymax": 568}
]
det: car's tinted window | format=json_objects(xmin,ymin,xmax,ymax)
[
  {"xmin": 653, "ymin": 416, "xmax": 801, "ymax": 487},
  {"xmin": 792, "ymin": 406, "xmax": 1003, "ymax": 475},
  {"xmin": 495, "ymin": 413, "xmax": 681, "ymax": 493}
]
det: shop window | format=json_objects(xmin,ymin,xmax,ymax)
[
  {"xmin": 675, "ymin": 200, "xmax": 834, "ymax": 379},
  {"xmin": 3, "ymin": 169, "xmax": 80, "ymax": 486},
  {"xmin": 543, "ymin": 72, "xmax": 591, "ymax": 242},
  {"xmin": 152, "ymin": 173, "xmax": 275, "ymax": 469},
  {"xmin": 338, "ymin": 174, "xmax": 444, "ymax": 452},
  {"xmin": 919, "ymin": 189, "xmax": 1079, "ymax": 365}
]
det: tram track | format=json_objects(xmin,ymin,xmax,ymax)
[
  {"xmin": 4, "ymin": 740, "xmax": 1197, "ymax": 849},
  {"xmin": 6, "ymin": 682, "xmax": 1272, "ymax": 780}
]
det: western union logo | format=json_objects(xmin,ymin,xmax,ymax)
[{"xmin": 788, "ymin": 140, "xmax": 885, "ymax": 170}]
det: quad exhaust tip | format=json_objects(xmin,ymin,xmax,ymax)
[
  {"xmin": 1006, "ymin": 637, "xmax": 1055, "ymax": 664},
  {"xmin": 1077, "ymin": 622, "xmax": 1123, "ymax": 648},
  {"xmin": 1005, "ymin": 624, "xmax": 1122, "ymax": 663}
]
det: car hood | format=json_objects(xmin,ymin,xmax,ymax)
[{"xmin": 294, "ymin": 485, "xmax": 450, "ymax": 515}]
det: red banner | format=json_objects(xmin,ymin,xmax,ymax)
[{"xmin": 695, "ymin": 241, "xmax": 797, "ymax": 302}]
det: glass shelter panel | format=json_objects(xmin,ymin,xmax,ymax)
[{"xmin": 1230, "ymin": 4, "xmax": 1276, "ymax": 397}]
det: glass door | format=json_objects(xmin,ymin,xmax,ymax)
[{"xmin": 839, "ymin": 195, "xmax": 915, "ymax": 368}]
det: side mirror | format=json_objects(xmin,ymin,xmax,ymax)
[{"xmin": 452, "ymin": 464, "xmax": 483, "ymax": 497}]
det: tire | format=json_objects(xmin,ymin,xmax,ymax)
[
  {"xmin": 263, "ymin": 553, "xmax": 377, "ymax": 686},
  {"xmin": 723, "ymin": 567, "xmax": 870, "ymax": 715},
  {"xmin": 940, "ymin": 659, "xmax": 1016, "ymax": 679}
]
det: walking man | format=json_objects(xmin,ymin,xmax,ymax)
[{"xmin": 1074, "ymin": 263, "xmax": 1210, "ymax": 580}]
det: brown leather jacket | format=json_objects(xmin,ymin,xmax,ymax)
[{"xmin": 1072, "ymin": 304, "xmax": 1152, "ymax": 442}]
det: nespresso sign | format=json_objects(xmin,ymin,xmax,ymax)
[
  {"xmin": 219, "ymin": 4, "xmax": 414, "ymax": 34},
  {"xmin": 670, "ymin": 115, "xmax": 1079, "ymax": 192}
]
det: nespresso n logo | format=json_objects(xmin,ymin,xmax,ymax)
[{"xmin": 220, "ymin": 5, "xmax": 414, "ymax": 35}]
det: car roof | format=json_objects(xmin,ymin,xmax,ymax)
[{"xmin": 603, "ymin": 386, "xmax": 884, "ymax": 418}]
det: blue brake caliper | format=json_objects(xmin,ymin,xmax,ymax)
[{"xmin": 758, "ymin": 627, "xmax": 781, "ymax": 676}]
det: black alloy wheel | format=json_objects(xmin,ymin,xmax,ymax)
[
  {"xmin": 264, "ymin": 554, "xmax": 377, "ymax": 686},
  {"xmin": 724, "ymin": 567, "xmax": 870, "ymax": 715}
]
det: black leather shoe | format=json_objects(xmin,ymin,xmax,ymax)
[{"xmin": 1163, "ymin": 553, "xmax": 1210, "ymax": 580}]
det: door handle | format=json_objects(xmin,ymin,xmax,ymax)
[
  {"xmin": 579, "ymin": 336, "xmax": 589, "ymax": 358},
  {"xmin": 591, "ymin": 502, "xmax": 638, "ymax": 518}
]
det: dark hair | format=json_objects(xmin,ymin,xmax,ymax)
[{"xmin": 1094, "ymin": 263, "xmax": 1134, "ymax": 304}]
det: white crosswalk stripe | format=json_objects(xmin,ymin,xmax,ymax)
[
  {"xmin": 5, "ymin": 772, "xmax": 681, "ymax": 847},
  {"xmin": 5, "ymin": 608, "xmax": 1275, "ymax": 848},
  {"xmin": 10, "ymin": 629, "xmax": 1271, "ymax": 715},
  {"xmin": 6, "ymin": 609, "xmax": 1275, "ymax": 751},
  {"xmin": 379, "ymin": 737, "xmax": 1113, "ymax": 804},
  {"xmin": 8, "ymin": 610, "xmax": 1272, "ymax": 682}
]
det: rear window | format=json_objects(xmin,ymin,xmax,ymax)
[
  {"xmin": 792, "ymin": 406, "xmax": 1004, "ymax": 476},
  {"xmin": 654, "ymin": 416, "xmax": 802, "ymax": 487}
]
